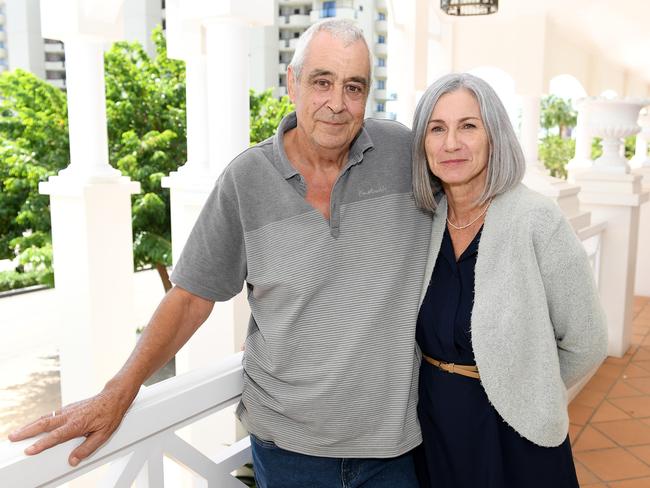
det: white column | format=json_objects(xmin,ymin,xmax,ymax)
[
  {"xmin": 633, "ymin": 167, "xmax": 650, "ymax": 297},
  {"xmin": 632, "ymin": 111, "xmax": 650, "ymax": 297},
  {"xmin": 163, "ymin": 2, "xmax": 274, "ymax": 468},
  {"xmin": 386, "ymin": 0, "xmax": 429, "ymax": 126},
  {"xmin": 204, "ymin": 20, "xmax": 250, "ymax": 170},
  {"xmin": 59, "ymin": 40, "xmax": 121, "ymax": 182},
  {"xmin": 39, "ymin": 34, "xmax": 140, "ymax": 403},
  {"xmin": 572, "ymin": 98, "xmax": 650, "ymax": 355},
  {"xmin": 567, "ymin": 100, "xmax": 594, "ymax": 179},
  {"xmin": 520, "ymin": 95, "xmax": 591, "ymax": 231},
  {"xmin": 575, "ymin": 172, "xmax": 649, "ymax": 356}
]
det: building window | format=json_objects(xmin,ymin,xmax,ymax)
[
  {"xmin": 294, "ymin": 8, "xmax": 300, "ymax": 14},
  {"xmin": 377, "ymin": 80, "xmax": 385, "ymax": 89},
  {"xmin": 376, "ymin": 103, "xmax": 385, "ymax": 112},
  {"xmin": 377, "ymin": 58, "xmax": 386, "ymax": 67},
  {"xmin": 378, "ymin": 35, "xmax": 386, "ymax": 44},
  {"xmin": 322, "ymin": 1, "xmax": 336, "ymax": 18},
  {"xmin": 378, "ymin": 12, "xmax": 386, "ymax": 20}
]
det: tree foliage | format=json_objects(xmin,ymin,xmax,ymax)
[
  {"xmin": 105, "ymin": 27, "xmax": 186, "ymax": 291},
  {"xmin": 0, "ymin": 27, "xmax": 293, "ymax": 291},
  {"xmin": 540, "ymin": 95, "xmax": 577, "ymax": 138},
  {"xmin": 250, "ymin": 89, "xmax": 294, "ymax": 144},
  {"xmin": 0, "ymin": 69, "xmax": 69, "ymax": 281},
  {"xmin": 538, "ymin": 95, "xmax": 577, "ymax": 178}
]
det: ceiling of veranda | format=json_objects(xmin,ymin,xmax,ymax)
[{"xmin": 497, "ymin": 0, "xmax": 650, "ymax": 82}]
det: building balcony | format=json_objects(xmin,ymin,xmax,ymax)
[
  {"xmin": 278, "ymin": 0, "xmax": 313, "ymax": 6},
  {"xmin": 44, "ymin": 42, "xmax": 64, "ymax": 54},
  {"xmin": 310, "ymin": 7, "xmax": 356, "ymax": 22},
  {"xmin": 45, "ymin": 60, "xmax": 65, "ymax": 72},
  {"xmin": 374, "ymin": 89, "xmax": 388, "ymax": 101},
  {"xmin": 374, "ymin": 66, "xmax": 387, "ymax": 78},
  {"xmin": 375, "ymin": 20, "xmax": 387, "ymax": 33},
  {"xmin": 279, "ymin": 62, "xmax": 287, "ymax": 74},
  {"xmin": 47, "ymin": 78, "xmax": 66, "ymax": 89},
  {"xmin": 375, "ymin": 43, "xmax": 387, "ymax": 56},
  {"xmin": 372, "ymin": 111, "xmax": 396, "ymax": 120},
  {"xmin": 279, "ymin": 14, "xmax": 311, "ymax": 29},
  {"xmin": 0, "ymin": 14, "xmax": 5, "ymax": 24},
  {"xmin": 0, "ymin": 31, "xmax": 6, "ymax": 42},
  {"xmin": 0, "ymin": 47, "xmax": 6, "ymax": 59},
  {"xmin": 278, "ymin": 38, "xmax": 299, "ymax": 51}
]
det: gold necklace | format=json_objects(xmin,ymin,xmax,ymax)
[{"xmin": 446, "ymin": 200, "xmax": 491, "ymax": 230}]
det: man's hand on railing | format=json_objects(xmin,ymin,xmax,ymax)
[{"xmin": 8, "ymin": 383, "xmax": 135, "ymax": 467}]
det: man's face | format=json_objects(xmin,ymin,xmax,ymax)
[{"xmin": 288, "ymin": 32, "xmax": 370, "ymax": 154}]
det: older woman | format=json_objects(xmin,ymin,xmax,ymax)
[{"xmin": 411, "ymin": 73, "xmax": 607, "ymax": 487}]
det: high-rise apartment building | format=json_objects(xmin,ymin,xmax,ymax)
[
  {"xmin": 0, "ymin": 0, "xmax": 391, "ymax": 119},
  {"xmin": 268, "ymin": 0, "xmax": 391, "ymax": 119},
  {"xmin": 0, "ymin": 0, "xmax": 166, "ymax": 91}
]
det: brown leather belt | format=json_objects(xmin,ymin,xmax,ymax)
[{"xmin": 423, "ymin": 354, "xmax": 480, "ymax": 380}]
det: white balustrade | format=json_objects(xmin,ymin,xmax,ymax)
[
  {"xmin": 0, "ymin": 353, "xmax": 251, "ymax": 488},
  {"xmin": 567, "ymin": 99, "xmax": 594, "ymax": 175}
]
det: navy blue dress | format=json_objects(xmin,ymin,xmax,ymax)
[{"xmin": 415, "ymin": 226, "xmax": 579, "ymax": 488}]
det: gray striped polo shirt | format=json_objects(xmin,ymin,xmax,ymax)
[{"xmin": 170, "ymin": 112, "xmax": 432, "ymax": 458}]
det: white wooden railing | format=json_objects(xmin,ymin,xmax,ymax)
[
  {"xmin": 567, "ymin": 220, "xmax": 608, "ymax": 401},
  {"xmin": 0, "ymin": 220, "xmax": 611, "ymax": 486},
  {"xmin": 578, "ymin": 220, "xmax": 608, "ymax": 287},
  {"xmin": 0, "ymin": 353, "xmax": 251, "ymax": 488}
]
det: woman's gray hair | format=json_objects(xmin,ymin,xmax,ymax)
[
  {"xmin": 288, "ymin": 18, "xmax": 371, "ymax": 82},
  {"xmin": 412, "ymin": 73, "xmax": 526, "ymax": 212}
]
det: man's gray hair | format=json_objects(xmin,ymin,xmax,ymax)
[
  {"xmin": 288, "ymin": 18, "xmax": 371, "ymax": 82},
  {"xmin": 412, "ymin": 73, "xmax": 526, "ymax": 212}
]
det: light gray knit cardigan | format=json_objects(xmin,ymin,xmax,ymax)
[{"xmin": 419, "ymin": 184, "xmax": 608, "ymax": 447}]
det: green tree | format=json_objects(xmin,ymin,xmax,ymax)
[
  {"xmin": 0, "ymin": 27, "xmax": 294, "ymax": 292},
  {"xmin": 0, "ymin": 69, "xmax": 69, "ymax": 288},
  {"xmin": 104, "ymin": 27, "xmax": 186, "ymax": 291},
  {"xmin": 540, "ymin": 95, "xmax": 577, "ymax": 138},
  {"xmin": 250, "ymin": 89, "xmax": 294, "ymax": 144},
  {"xmin": 538, "ymin": 95, "xmax": 577, "ymax": 178}
]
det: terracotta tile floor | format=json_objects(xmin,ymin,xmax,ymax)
[{"xmin": 570, "ymin": 296, "xmax": 650, "ymax": 487}]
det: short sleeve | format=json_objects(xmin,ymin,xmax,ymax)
[{"xmin": 170, "ymin": 168, "xmax": 247, "ymax": 302}]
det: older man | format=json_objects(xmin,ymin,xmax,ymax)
[{"xmin": 11, "ymin": 19, "xmax": 432, "ymax": 487}]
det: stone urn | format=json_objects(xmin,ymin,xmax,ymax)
[{"xmin": 585, "ymin": 98, "xmax": 650, "ymax": 173}]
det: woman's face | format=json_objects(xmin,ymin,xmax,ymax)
[{"xmin": 424, "ymin": 89, "xmax": 490, "ymax": 195}]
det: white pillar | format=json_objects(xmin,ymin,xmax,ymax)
[
  {"xmin": 567, "ymin": 100, "xmax": 594, "ymax": 179},
  {"xmin": 59, "ymin": 40, "xmax": 122, "ymax": 182},
  {"xmin": 38, "ymin": 0, "xmax": 139, "ymax": 405},
  {"xmin": 204, "ymin": 20, "xmax": 250, "ymax": 170},
  {"xmin": 575, "ymin": 172, "xmax": 649, "ymax": 356},
  {"xmin": 162, "ymin": 2, "xmax": 273, "ymax": 470},
  {"xmin": 633, "ymin": 167, "xmax": 650, "ymax": 297},
  {"xmin": 386, "ymin": 0, "xmax": 429, "ymax": 126},
  {"xmin": 571, "ymin": 98, "xmax": 650, "ymax": 356},
  {"xmin": 520, "ymin": 95, "xmax": 591, "ymax": 231},
  {"xmin": 632, "ymin": 112, "xmax": 650, "ymax": 297}
]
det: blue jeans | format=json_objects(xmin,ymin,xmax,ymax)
[{"xmin": 250, "ymin": 435, "xmax": 420, "ymax": 488}]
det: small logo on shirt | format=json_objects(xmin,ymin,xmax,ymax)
[{"xmin": 359, "ymin": 185, "xmax": 386, "ymax": 197}]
